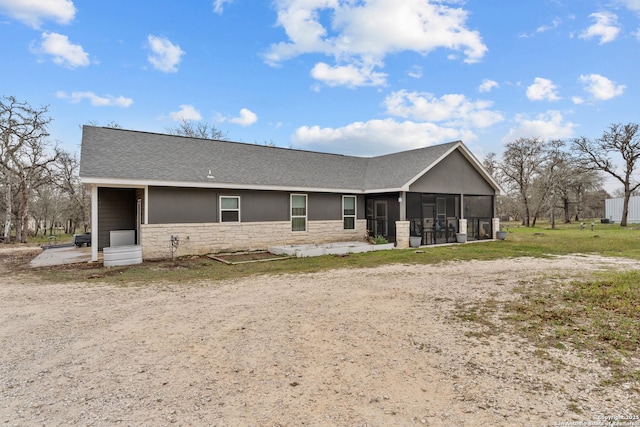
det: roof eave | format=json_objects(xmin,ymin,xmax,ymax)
[{"xmin": 79, "ymin": 176, "xmax": 368, "ymax": 194}]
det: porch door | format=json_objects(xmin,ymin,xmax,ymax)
[{"xmin": 374, "ymin": 200, "xmax": 388, "ymax": 237}]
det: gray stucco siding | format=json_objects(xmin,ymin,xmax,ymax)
[
  {"xmin": 238, "ymin": 190, "xmax": 290, "ymax": 222},
  {"xmin": 409, "ymin": 149, "xmax": 494, "ymax": 195},
  {"xmin": 308, "ymin": 193, "xmax": 364, "ymax": 221},
  {"xmin": 308, "ymin": 193, "xmax": 341, "ymax": 221},
  {"xmin": 147, "ymin": 187, "xmax": 362, "ymax": 224},
  {"xmin": 357, "ymin": 195, "xmax": 365, "ymax": 220},
  {"xmin": 148, "ymin": 187, "xmax": 217, "ymax": 224}
]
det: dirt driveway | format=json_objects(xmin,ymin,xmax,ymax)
[{"xmin": 1, "ymin": 250, "xmax": 639, "ymax": 426}]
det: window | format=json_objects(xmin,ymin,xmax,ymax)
[
  {"xmin": 291, "ymin": 194, "xmax": 307, "ymax": 231},
  {"xmin": 343, "ymin": 195, "xmax": 356, "ymax": 229},
  {"xmin": 220, "ymin": 196, "xmax": 240, "ymax": 222}
]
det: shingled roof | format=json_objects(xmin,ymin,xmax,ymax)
[{"xmin": 79, "ymin": 126, "xmax": 496, "ymax": 193}]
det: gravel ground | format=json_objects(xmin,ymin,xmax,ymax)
[{"xmin": 1, "ymin": 249, "xmax": 639, "ymax": 426}]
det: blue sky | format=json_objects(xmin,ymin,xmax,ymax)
[{"xmin": 1, "ymin": 0, "xmax": 639, "ymax": 170}]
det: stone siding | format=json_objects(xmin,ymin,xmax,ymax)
[
  {"xmin": 492, "ymin": 217, "xmax": 500, "ymax": 240},
  {"xmin": 141, "ymin": 220, "xmax": 367, "ymax": 260},
  {"xmin": 395, "ymin": 220, "xmax": 410, "ymax": 249}
]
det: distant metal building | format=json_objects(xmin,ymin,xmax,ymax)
[{"xmin": 605, "ymin": 196, "xmax": 640, "ymax": 223}]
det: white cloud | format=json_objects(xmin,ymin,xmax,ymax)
[
  {"xmin": 228, "ymin": 108, "xmax": 258, "ymax": 126},
  {"xmin": 292, "ymin": 119, "xmax": 474, "ymax": 156},
  {"xmin": 56, "ymin": 91, "xmax": 133, "ymax": 107},
  {"xmin": 478, "ymin": 79, "xmax": 499, "ymax": 93},
  {"xmin": 536, "ymin": 18, "xmax": 561, "ymax": 33},
  {"xmin": 617, "ymin": 0, "xmax": 640, "ymax": 12},
  {"xmin": 501, "ymin": 111, "xmax": 577, "ymax": 143},
  {"xmin": 579, "ymin": 73, "xmax": 626, "ymax": 100},
  {"xmin": 33, "ymin": 32, "xmax": 89, "ymax": 68},
  {"xmin": 310, "ymin": 62, "xmax": 387, "ymax": 87},
  {"xmin": 572, "ymin": 96, "xmax": 584, "ymax": 105},
  {"xmin": 169, "ymin": 105, "xmax": 202, "ymax": 121},
  {"xmin": 147, "ymin": 35, "xmax": 184, "ymax": 73},
  {"xmin": 519, "ymin": 18, "xmax": 562, "ymax": 38},
  {"xmin": 384, "ymin": 90, "xmax": 504, "ymax": 128},
  {"xmin": 0, "ymin": 0, "xmax": 75, "ymax": 28},
  {"xmin": 213, "ymin": 0, "xmax": 233, "ymax": 14},
  {"xmin": 579, "ymin": 12, "xmax": 620, "ymax": 44},
  {"xmin": 264, "ymin": 0, "xmax": 487, "ymax": 87},
  {"xmin": 526, "ymin": 77, "xmax": 561, "ymax": 101},
  {"xmin": 407, "ymin": 65, "xmax": 423, "ymax": 79}
]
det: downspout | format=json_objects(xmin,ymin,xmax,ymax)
[
  {"xmin": 144, "ymin": 186, "xmax": 149, "ymax": 225},
  {"xmin": 91, "ymin": 185, "xmax": 98, "ymax": 262}
]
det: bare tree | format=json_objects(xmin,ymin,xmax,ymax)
[
  {"xmin": 497, "ymin": 137, "xmax": 547, "ymax": 227},
  {"xmin": 482, "ymin": 152, "xmax": 499, "ymax": 181},
  {"xmin": 83, "ymin": 120, "xmax": 121, "ymax": 129},
  {"xmin": 31, "ymin": 182, "xmax": 64, "ymax": 236},
  {"xmin": 0, "ymin": 96, "xmax": 60, "ymax": 242},
  {"xmin": 165, "ymin": 119, "xmax": 228, "ymax": 140},
  {"xmin": 54, "ymin": 150, "xmax": 90, "ymax": 233},
  {"xmin": 572, "ymin": 123, "xmax": 640, "ymax": 226}
]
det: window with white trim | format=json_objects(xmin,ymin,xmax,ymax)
[
  {"xmin": 343, "ymin": 195, "xmax": 356, "ymax": 230},
  {"xmin": 220, "ymin": 196, "xmax": 240, "ymax": 222},
  {"xmin": 291, "ymin": 194, "xmax": 307, "ymax": 231}
]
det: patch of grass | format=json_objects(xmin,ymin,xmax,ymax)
[
  {"xmin": 28, "ymin": 233, "xmax": 74, "ymax": 245},
  {"xmin": 453, "ymin": 299, "xmax": 502, "ymax": 341},
  {"xmin": 503, "ymin": 270, "xmax": 640, "ymax": 386},
  {"xmin": 500, "ymin": 221, "xmax": 640, "ymax": 259}
]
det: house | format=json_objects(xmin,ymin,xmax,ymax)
[{"xmin": 79, "ymin": 126, "xmax": 502, "ymax": 262}]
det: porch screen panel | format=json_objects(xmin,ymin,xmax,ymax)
[{"xmin": 464, "ymin": 196, "xmax": 492, "ymax": 217}]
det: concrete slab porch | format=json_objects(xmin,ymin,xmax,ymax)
[{"xmin": 29, "ymin": 246, "xmax": 94, "ymax": 268}]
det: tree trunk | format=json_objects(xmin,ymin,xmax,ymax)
[
  {"xmin": 15, "ymin": 215, "xmax": 22, "ymax": 243},
  {"xmin": 21, "ymin": 210, "xmax": 29, "ymax": 242},
  {"xmin": 3, "ymin": 177, "xmax": 11, "ymax": 243},
  {"xmin": 18, "ymin": 179, "xmax": 30, "ymax": 243},
  {"xmin": 521, "ymin": 192, "xmax": 530, "ymax": 227},
  {"xmin": 563, "ymin": 198, "xmax": 571, "ymax": 223},
  {"xmin": 621, "ymin": 187, "xmax": 631, "ymax": 227}
]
